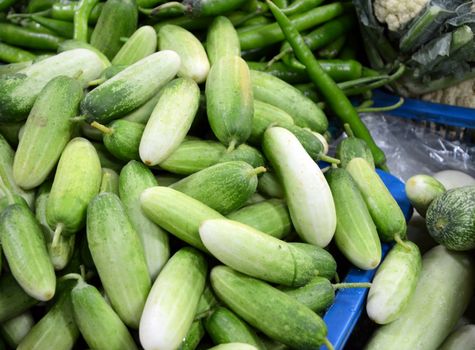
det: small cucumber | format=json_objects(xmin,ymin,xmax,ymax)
[
  {"xmin": 179, "ymin": 320, "xmax": 205, "ymax": 350},
  {"xmin": 87, "ymin": 192, "xmax": 151, "ymax": 329},
  {"xmin": 158, "ymin": 25, "xmax": 210, "ymax": 83},
  {"xmin": 263, "ymin": 126, "xmax": 336, "ymax": 247},
  {"xmin": 206, "ymin": 55, "xmax": 254, "ymax": 148},
  {"xmin": 206, "ymin": 16, "xmax": 240, "ymax": 65},
  {"xmin": 13, "ymin": 76, "xmax": 83, "ymax": 189},
  {"xmin": 139, "ymin": 247, "xmax": 207, "ymax": 350},
  {"xmin": 0, "ymin": 274, "xmax": 38, "ymax": 323},
  {"xmin": 281, "ymin": 124, "xmax": 326, "ymax": 161},
  {"xmin": 140, "ymin": 78, "xmax": 200, "ymax": 166},
  {"xmin": 119, "ymin": 161, "xmax": 170, "ymax": 280},
  {"xmin": 257, "ymin": 172, "xmax": 284, "ymax": 199},
  {"xmin": 249, "ymin": 99, "xmax": 294, "ymax": 144},
  {"xmin": 405, "ymin": 174, "xmax": 446, "ymax": 217},
  {"xmin": 112, "ymin": 25, "xmax": 156, "ymax": 66},
  {"xmin": 140, "ymin": 186, "xmax": 224, "ymax": 251},
  {"xmin": 99, "ymin": 168, "xmax": 119, "ymax": 194},
  {"xmin": 439, "ymin": 324, "xmax": 475, "ymax": 350},
  {"xmin": 347, "ymin": 157, "xmax": 407, "ymax": 243},
  {"xmin": 281, "ymin": 276, "xmax": 334, "ymax": 314},
  {"xmin": 0, "ymin": 312, "xmax": 34, "ymax": 348},
  {"xmin": 336, "ymin": 128, "xmax": 375, "ymax": 169},
  {"xmin": 218, "ymin": 144, "xmax": 265, "ymax": 169},
  {"xmin": 122, "ymin": 91, "xmax": 162, "ymax": 124},
  {"xmin": 288, "ymin": 242, "xmax": 337, "ymax": 280}
]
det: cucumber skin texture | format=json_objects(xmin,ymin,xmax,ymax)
[
  {"xmin": 210, "ymin": 266, "xmax": 328, "ymax": 349},
  {"xmin": 439, "ymin": 324, "xmax": 475, "ymax": 350},
  {"xmin": 90, "ymin": 0, "xmax": 138, "ymax": 60},
  {"xmin": 405, "ymin": 175, "xmax": 445, "ymax": 217},
  {"xmin": 281, "ymin": 276, "xmax": 334, "ymax": 314},
  {"xmin": 326, "ymin": 167, "xmax": 382, "ymax": 270},
  {"xmin": 366, "ymin": 241, "xmax": 421, "ymax": 325},
  {"xmin": 71, "ymin": 282, "xmax": 138, "ymax": 350},
  {"xmin": 250, "ymin": 70, "xmax": 328, "ymax": 133},
  {"xmin": 81, "ymin": 50, "xmax": 181, "ymax": 124},
  {"xmin": 58, "ymin": 40, "xmax": 111, "ymax": 68},
  {"xmin": 288, "ymin": 243, "xmax": 337, "ymax": 281},
  {"xmin": 122, "ymin": 91, "xmax": 161, "ymax": 124},
  {"xmin": 119, "ymin": 161, "xmax": 170, "ymax": 280},
  {"xmin": 0, "ymin": 49, "xmax": 106, "ymax": 122},
  {"xmin": 99, "ymin": 168, "xmax": 119, "ymax": 195},
  {"xmin": 426, "ymin": 186, "xmax": 475, "ymax": 251},
  {"xmin": 0, "ymin": 274, "xmax": 38, "ymax": 323},
  {"xmin": 365, "ymin": 245, "xmax": 475, "ymax": 350},
  {"xmin": 257, "ymin": 172, "xmax": 284, "ymax": 199},
  {"xmin": 141, "ymin": 186, "xmax": 224, "ymax": 251},
  {"xmin": 336, "ymin": 137, "xmax": 375, "ymax": 170},
  {"xmin": 13, "ymin": 76, "xmax": 83, "ymax": 190},
  {"xmin": 249, "ymin": 99, "xmax": 294, "ymax": 144},
  {"xmin": 206, "ymin": 55, "xmax": 254, "ymax": 147},
  {"xmin": 346, "ymin": 157, "xmax": 407, "ymax": 242},
  {"xmin": 112, "ymin": 25, "xmax": 157, "ymax": 66},
  {"xmin": 139, "ymin": 247, "xmax": 207, "ymax": 350},
  {"xmin": 87, "ymin": 193, "xmax": 151, "ymax": 329},
  {"xmin": 206, "ymin": 16, "xmax": 240, "ymax": 66},
  {"xmin": 46, "ymin": 137, "xmax": 102, "ymax": 235},
  {"xmin": 0, "ymin": 204, "xmax": 56, "ymax": 301},
  {"xmin": 103, "ymin": 120, "xmax": 144, "ymax": 161},
  {"xmin": 171, "ymin": 161, "xmax": 258, "ymax": 215}
]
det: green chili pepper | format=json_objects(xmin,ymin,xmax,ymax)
[
  {"xmin": 317, "ymin": 34, "xmax": 346, "ymax": 59},
  {"xmin": 26, "ymin": 0, "xmax": 55, "ymax": 13},
  {"xmin": 0, "ymin": 43, "xmax": 36, "ymax": 63},
  {"xmin": 281, "ymin": 0, "xmax": 326, "ymax": 16},
  {"xmin": 51, "ymin": 2, "xmax": 104, "ymax": 24},
  {"xmin": 74, "ymin": 0, "xmax": 100, "ymax": 41},
  {"xmin": 31, "ymin": 15, "xmax": 75, "ymax": 38},
  {"xmin": 0, "ymin": 23, "xmax": 64, "ymax": 50}
]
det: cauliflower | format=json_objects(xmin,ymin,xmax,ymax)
[
  {"xmin": 373, "ymin": 0, "xmax": 429, "ymax": 31},
  {"xmin": 422, "ymin": 78, "xmax": 475, "ymax": 108}
]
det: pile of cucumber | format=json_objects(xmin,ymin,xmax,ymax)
[{"xmin": 0, "ymin": 0, "xmax": 474, "ymax": 349}]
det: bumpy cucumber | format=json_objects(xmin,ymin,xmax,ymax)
[
  {"xmin": 257, "ymin": 172, "xmax": 284, "ymax": 199},
  {"xmin": 0, "ymin": 274, "xmax": 38, "ymax": 323},
  {"xmin": 0, "ymin": 311, "xmax": 34, "ymax": 348},
  {"xmin": 99, "ymin": 168, "xmax": 119, "ymax": 194},
  {"xmin": 218, "ymin": 144, "xmax": 265, "ymax": 169},
  {"xmin": 13, "ymin": 76, "xmax": 83, "ymax": 189},
  {"xmin": 119, "ymin": 161, "xmax": 170, "ymax": 280},
  {"xmin": 281, "ymin": 276, "xmax": 334, "ymax": 314},
  {"xmin": 405, "ymin": 174, "xmax": 446, "ymax": 217},
  {"xmin": 206, "ymin": 16, "xmax": 240, "ymax": 65},
  {"xmin": 139, "ymin": 247, "xmax": 207, "ymax": 350},
  {"xmin": 288, "ymin": 242, "xmax": 337, "ymax": 280},
  {"xmin": 94, "ymin": 120, "xmax": 144, "ymax": 161},
  {"xmin": 112, "ymin": 25, "xmax": 157, "ymax": 66},
  {"xmin": 249, "ymin": 99, "xmax": 294, "ymax": 144}
]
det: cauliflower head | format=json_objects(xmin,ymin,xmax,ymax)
[{"xmin": 374, "ymin": 0, "xmax": 429, "ymax": 31}]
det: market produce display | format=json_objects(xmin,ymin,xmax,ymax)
[{"xmin": 0, "ymin": 0, "xmax": 474, "ymax": 349}]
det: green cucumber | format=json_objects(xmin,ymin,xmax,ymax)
[
  {"xmin": 140, "ymin": 78, "xmax": 200, "ymax": 166},
  {"xmin": 112, "ymin": 25, "xmax": 156, "ymax": 66},
  {"xmin": 171, "ymin": 161, "xmax": 264, "ymax": 214},
  {"xmin": 122, "ymin": 90, "xmax": 162, "ymax": 124},
  {"xmin": 426, "ymin": 186, "xmax": 475, "ymax": 251},
  {"xmin": 179, "ymin": 320, "xmax": 205, "ymax": 350},
  {"xmin": 206, "ymin": 55, "xmax": 254, "ymax": 148},
  {"xmin": 119, "ymin": 161, "xmax": 170, "ymax": 280},
  {"xmin": 139, "ymin": 247, "xmax": 207, "ymax": 350},
  {"xmin": 211, "ymin": 266, "xmax": 331, "ymax": 349},
  {"xmin": 206, "ymin": 16, "xmax": 240, "ymax": 66},
  {"xmin": 366, "ymin": 241, "xmax": 421, "ymax": 325},
  {"xmin": 87, "ymin": 192, "xmax": 151, "ymax": 329},
  {"xmin": 365, "ymin": 245, "xmax": 475, "ymax": 350},
  {"xmin": 406, "ymin": 174, "xmax": 446, "ymax": 217},
  {"xmin": 91, "ymin": 141, "xmax": 126, "ymax": 173},
  {"xmin": 0, "ymin": 274, "xmax": 38, "ymax": 323},
  {"xmin": 250, "ymin": 70, "xmax": 327, "ymax": 133},
  {"xmin": 158, "ymin": 25, "xmax": 210, "ymax": 83},
  {"xmin": 281, "ymin": 276, "xmax": 334, "ymax": 314},
  {"xmin": 249, "ymin": 99, "xmax": 294, "ymax": 144},
  {"xmin": 288, "ymin": 242, "xmax": 337, "ymax": 280},
  {"xmin": 0, "ymin": 49, "xmax": 106, "ymax": 122},
  {"xmin": 439, "ymin": 325, "xmax": 475, "ymax": 350},
  {"xmin": 47, "ymin": 137, "xmax": 102, "ymax": 237},
  {"xmin": 347, "ymin": 157, "xmax": 407, "ymax": 243},
  {"xmin": 336, "ymin": 126, "xmax": 375, "ymax": 169},
  {"xmin": 81, "ymin": 50, "xmax": 181, "ymax": 124},
  {"xmin": 209, "ymin": 344, "xmax": 258, "ymax": 350},
  {"xmin": 0, "ymin": 312, "xmax": 34, "ymax": 348},
  {"xmin": 281, "ymin": 124, "xmax": 326, "ymax": 161},
  {"xmin": 227, "ymin": 199, "xmax": 291, "ymax": 239},
  {"xmin": 263, "ymin": 126, "xmax": 336, "ymax": 247},
  {"xmin": 257, "ymin": 172, "xmax": 284, "ymax": 199},
  {"xmin": 140, "ymin": 186, "xmax": 224, "ymax": 251},
  {"xmin": 90, "ymin": 0, "xmax": 138, "ymax": 59},
  {"xmin": 218, "ymin": 144, "xmax": 265, "ymax": 169},
  {"xmin": 326, "ymin": 167, "xmax": 382, "ymax": 270},
  {"xmin": 99, "ymin": 168, "xmax": 119, "ymax": 194},
  {"xmin": 13, "ymin": 76, "xmax": 82, "ymax": 189}
]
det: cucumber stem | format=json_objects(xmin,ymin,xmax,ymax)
[
  {"xmin": 322, "ymin": 338, "xmax": 334, "ymax": 350},
  {"xmin": 226, "ymin": 139, "xmax": 237, "ymax": 153},
  {"xmin": 251, "ymin": 166, "xmax": 267, "ymax": 176},
  {"xmin": 80, "ymin": 265, "xmax": 86, "ymax": 280},
  {"xmin": 60, "ymin": 273, "xmax": 83, "ymax": 282},
  {"xmin": 318, "ymin": 154, "xmax": 340, "ymax": 164},
  {"xmin": 87, "ymin": 77, "xmax": 106, "ymax": 87},
  {"xmin": 394, "ymin": 234, "xmax": 411, "ymax": 251},
  {"xmin": 332, "ymin": 282, "xmax": 371, "ymax": 289},
  {"xmin": 145, "ymin": 1, "xmax": 185, "ymax": 16},
  {"xmin": 267, "ymin": 48, "xmax": 291, "ymax": 68},
  {"xmin": 119, "ymin": 36, "xmax": 129, "ymax": 43},
  {"xmin": 70, "ymin": 115, "xmax": 86, "ymax": 123},
  {"xmin": 343, "ymin": 123, "xmax": 354, "ymax": 138},
  {"xmin": 51, "ymin": 223, "xmax": 64, "ymax": 250},
  {"xmin": 90, "ymin": 121, "xmax": 113, "ymax": 135}
]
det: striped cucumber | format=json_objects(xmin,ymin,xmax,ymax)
[
  {"xmin": 336, "ymin": 125, "xmax": 375, "ymax": 169},
  {"xmin": 218, "ymin": 144, "xmax": 265, "ymax": 169},
  {"xmin": 139, "ymin": 247, "xmax": 207, "ymax": 350},
  {"xmin": 112, "ymin": 25, "xmax": 157, "ymax": 66},
  {"xmin": 263, "ymin": 126, "xmax": 336, "ymax": 247},
  {"xmin": 87, "ymin": 192, "xmax": 151, "ymax": 328},
  {"xmin": 122, "ymin": 91, "xmax": 162, "ymax": 124},
  {"xmin": 439, "ymin": 325, "xmax": 475, "ymax": 350},
  {"xmin": 249, "ymin": 99, "xmax": 294, "ymax": 144},
  {"xmin": 0, "ymin": 311, "xmax": 34, "ymax": 348},
  {"xmin": 288, "ymin": 243, "xmax": 337, "ymax": 280},
  {"xmin": 206, "ymin": 55, "xmax": 254, "ymax": 148},
  {"xmin": 140, "ymin": 186, "xmax": 224, "ymax": 251},
  {"xmin": 257, "ymin": 172, "xmax": 284, "ymax": 199},
  {"xmin": 81, "ymin": 50, "xmax": 181, "ymax": 124},
  {"xmin": 99, "ymin": 168, "xmax": 119, "ymax": 194},
  {"xmin": 119, "ymin": 161, "xmax": 170, "ymax": 280},
  {"xmin": 140, "ymin": 78, "xmax": 200, "ymax": 166},
  {"xmin": 158, "ymin": 25, "xmax": 210, "ymax": 83},
  {"xmin": 206, "ymin": 16, "xmax": 240, "ymax": 65},
  {"xmin": 347, "ymin": 158, "xmax": 407, "ymax": 243},
  {"xmin": 281, "ymin": 276, "xmax": 334, "ymax": 314},
  {"xmin": 13, "ymin": 76, "xmax": 83, "ymax": 189},
  {"xmin": 0, "ymin": 274, "xmax": 38, "ymax": 323},
  {"xmin": 0, "ymin": 49, "xmax": 106, "ymax": 122},
  {"xmin": 326, "ymin": 167, "xmax": 381, "ymax": 270},
  {"xmin": 211, "ymin": 266, "xmax": 332, "ymax": 349},
  {"xmin": 405, "ymin": 174, "xmax": 445, "ymax": 217}
]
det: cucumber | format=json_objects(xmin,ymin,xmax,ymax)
[
  {"xmin": 179, "ymin": 320, "xmax": 205, "ymax": 350},
  {"xmin": 209, "ymin": 344, "xmax": 258, "ymax": 350},
  {"xmin": 171, "ymin": 161, "xmax": 264, "ymax": 214},
  {"xmin": 139, "ymin": 247, "xmax": 207, "ymax": 350},
  {"xmin": 13, "ymin": 76, "xmax": 82, "ymax": 189},
  {"xmin": 99, "ymin": 168, "xmax": 119, "ymax": 194},
  {"xmin": 122, "ymin": 90, "xmax": 162, "ymax": 124},
  {"xmin": 249, "ymin": 99, "xmax": 294, "ymax": 144},
  {"xmin": 0, "ymin": 122, "xmax": 22, "ymax": 147},
  {"xmin": 262, "ymin": 126, "xmax": 336, "ymax": 247},
  {"xmin": 439, "ymin": 324, "xmax": 475, "ymax": 350},
  {"xmin": 0, "ymin": 49, "xmax": 106, "ymax": 122},
  {"xmin": 81, "ymin": 50, "xmax": 181, "ymax": 124},
  {"xmin": 336, "ymin": 130, "xmax": 375, "ymax": 169},
  {"xmin": 119, "ymin": 161, "xmax": 170, "ymax": 280},
  {"xmin": 141, "ymin": 186, "xmax": 224, "ymax": 251},
  {"xmin": 227, "ymin": 199, "xmax": 292, "ymax": 239},
  {"xmin": 365, "ymin": 246, "xmax": 475, "ymax": 350},
  {"xmin": 87, "ymin": 192, "xmax": 151, "ymax": 329},
  {"xmin": 0, "ymin": 204, "xmax": 56, "ymax": 301},
  {"xmin": 95, "ymin": 120, "xmax": 144, "ymax": 161},
  {"xmin": 71, "ymin": 279, "xmax": 138, "ymax": 350},
  {"xmin": 47, "ymin": 137, "xmax": 102, "ymax": 237},
  {"xmin": 366, "ymin": 241, "xmax": 421, "ymax": 324},
  {"xmin": 0, "ymin": 312, "xmax": 34, "ymax": 348},
  {"xmin": 257, "ymin": 172, "xmax": 284, "ymax": 199},
  {"xmin": 112, "ymin": 25, "xmax": 157, "ymax": 66},
  {"xmin": 288, "ymin": 242, "xmax": 337, "ymax": 280},
  {"xmin": 206, "ymin": 55, "xmax": 254, "ymax": 148},
  {"xmin": 346, "ymin": 157, "xmax": 407, "ymax": 243},
  {"xmin": 199, "ymin": 219, "xmax": 318, "ymax": 286},
  {"xmin": 219, "ymin": 144, "xmax": 265, "ymax": 169},
  {"xmin": 57, "ymin": 40, "xmax": 111, "ymax": 68},
  {"xmin": 206, "ymin": 16, "xmax": 240, "ymax": 66},
  {"xmin": 426, "ymin": 186, "xmax": 475, "ymax": 251},
  {"xmin": 281, "ymin": 276, "xmax": 334, "ymax": 314},
  {"xmin": 281, "ymin": 124, "xmax": 326, "ymax": 161},
  {"xmin": 250, "ymin": 70, "xmax": 327, "ymax": 133},
  {"xmin": 91, "ymin": 141, "xmax": 126, "ymax": 173},
  {"xmin": 210, "ymin": 266, "xmax": 331, "ymax": 349},
  {"xmin": 90, "ymin": 0, "xmax": 138, "ymax": 60},
  {"xmin": 0, "ymin": 274, "xmax": 38, "ymax": 323},
  {"xmin": 326, "ymin": 167, "xmax": 382, "ymax": 270},
  {"xmin": 155, "ymin": 172, "xmax": 183, "ymax": 186},
  {"xmin": 140, "ymin": 78, "xmax": 200, "ymax": 166},
  {"xmin": 405, "ymin": 174, "xmax": 446, "ymax": 217}
]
